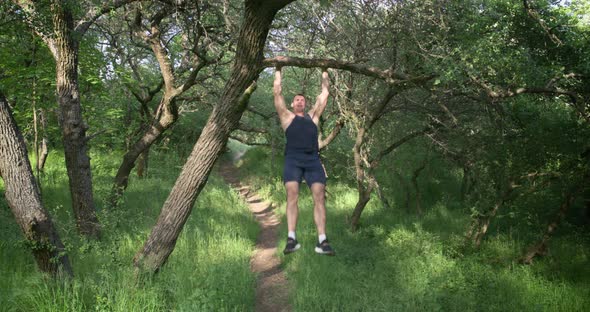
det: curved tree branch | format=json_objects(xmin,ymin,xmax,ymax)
[
  {"xmin": 263, "ymin": 56, "xmax": 435, "ymax": 85},
  {"xmin": 75, "ymin": 0, "xmax": 141, "ymax": 35}
]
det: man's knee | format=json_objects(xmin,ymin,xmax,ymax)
[
  {"xmin": 287, "ymin": 192, "xmax": 299, "ymax": 205},
  {"xmin": 286, "ymin": 182, "xmax": 299, "ymax": 202},
  {"xmin": 310, "ymin": 183, "xmax": 325, "ymax": 202}
]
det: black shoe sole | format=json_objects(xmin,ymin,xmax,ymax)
[
  {"xmin": 314, "ymin": 247, "xmax": 335, "ymax": 256},
  {"xmin": 283, "ymin": 244, "xmax": 301, "ymax": 255}
]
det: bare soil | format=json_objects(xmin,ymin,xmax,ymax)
[{"xmin": 219, "ymin": 161, "xmax": 291, "ymax": 312}]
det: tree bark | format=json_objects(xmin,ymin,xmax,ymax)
[
  {"xmin": 520, "ymin": 192, "xmax": 575, "ymax": 264},
  {"xmin": 15, "ymin": 0, "xmax": 140, "ymax": 240},
  {"xmin": 263, "ymin": 56, "xmax": 434, "ymax": 84},
  {"xmin": 133, "ymin": 0, "xmax": 295, "ymax": 274},
  {"xmin": 350, "ymin": 122, "xmax": 430, "ymax": 230},
  {"xmin": 37, "ymin": 109, "xmax": 49, "ymax": 172},
  {"xmin": 411, "ymin": 161, "xmax": 427, "ymax": 215},
  {"xmin": 110, "ymin": 3, "xmax": 214, "ymax": 200},
  {"xmin": 350, "ymin": 124, "xmax": 371, "ymax": 231},
  {"xmin": 466, "ymin": 184, "xmax": 515, "ymax": 247},
  {"xmin": 0, "ymin": 92, "xmax": 73, "ymax": 277},
  {"xmin": 394, "ymin": 170, "xmax": 411, "ymax": 212},
  {"xmin": 460, "ymin": 165, "xmax": 473, "ymax": 202},
  {"xmin": 113, "ymin": 96, "xmax": 177, "ymax": 197},
  {"xmin": 136, "ymin": 147, "xmax": 149, "ymax": 178},
  {"xmin": 49, "ymin": 1, "xmax": 100, "ymax": 238},
  {"xmin": 350, "ymin": 187, "xmax": 373, "ymax": 232}
]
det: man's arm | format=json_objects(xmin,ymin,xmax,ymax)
[
  {"xmin": 274, "ymin": 67, "xmax": 294, "ymax": 130},
  {"xmin": 310, "ymin": 69, "xmax": 329, "ymax": 125}
]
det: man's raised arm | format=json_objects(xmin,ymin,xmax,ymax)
[
  {"xmin": 274, "ymin": 67, "xmax": 293, "ymax": 130},
  {"xmin": 310, "ymin": 69, "xmax": 329, "ymax": 124}
]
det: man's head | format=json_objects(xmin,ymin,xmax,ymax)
[{"xmin": 291, "ymin": 93, "xmax": 307, "ymax": 113}]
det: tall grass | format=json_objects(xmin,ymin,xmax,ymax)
[
  {"xmin": 0, "ymin": 149, "xmax": 258, "ymax": 311},
  {"xmin": 238, "ymin": 147, "xmax": 590, "ymax": 312}
]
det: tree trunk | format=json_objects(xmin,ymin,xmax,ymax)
[
  {"xmin": 113, "ymin": 97, "xmax": 176, "ymax": 199},
  {"xmin": 136, "ymin": 147, "xmax": 149, "ymax": 178},
  {"xmin": 48, "ymin": 2, "xmax": 100, "ymax": 238},
  {"xmin": 520, "ymin": 193, "xmax": 575, "ymax": 264},
  {"xmin": 394, "ymin": 170, "xmax": 411, "ymax": 212},
  {"xmin": 133, "ymin": 0, "xmax": 294, "ymax": 274},
  {"xmin": 466, "ymin": 185, "xmax": 514, "ymax": 247},
  {"xmin": 350, "ymin": 125, "xmax": 370, "ymax": 231},
  {"xmin": 38, "ymin": 109, "xmax": 49, "ymax": 172},
  {"xmin": 412, "ymin": 161, "xmax": 426, "ymax": 215},
  {"xmin": 374, "ymin": 180, "xmax": 391, "ymax": 210},
  {"xmin": 350, "ymin": 187, "xmax": 373, "ymax": 232},
  {"xmin": 0, "ymin": 92, "xmax": 73, "ymax": 277},
  {"xmin": 33, "ymin": 79, "xmax": 40, "ymax": 186},
  {"xmin": 460, "ymin": 165, "xmax": 471, "ymax": 202}
]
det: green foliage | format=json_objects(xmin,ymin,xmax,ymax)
[
  {"xmin": 238, "ymin": 148, "xmax": 590, "ymax": 311},
  {"xmin": 2, "ymin": 0, "xmax": 590, "ymax": 310},
  {"xmin": 0, "ymin": 151, "xmax": 258, "ymax": 311}
]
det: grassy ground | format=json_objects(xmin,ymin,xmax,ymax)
[
  {"xmin": 2, "ymin": 143, "xmax": 589, "ymax": 311},
  {"xmin": 237, "ymin": 147, "xmax": 590, "ymax": 312},
  {"xmin": 0, "ymin": 149, "xmax": 259, "ymax": 311}
]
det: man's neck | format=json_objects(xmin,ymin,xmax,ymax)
[{"xmin": 293, "ymin": 109, "xmax": 305, "ymax": 117}]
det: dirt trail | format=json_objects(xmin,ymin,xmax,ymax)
[{"xmin": 218, "ymin": 161, "xmax": 291, "ymax": 312}]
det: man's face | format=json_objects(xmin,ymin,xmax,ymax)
[{"xmin": 291, "ymin": 95, "xmax": 306, "ymax": 113}]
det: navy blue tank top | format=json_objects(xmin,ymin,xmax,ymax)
[{"xmin": 285, "ymin": 113, "xmax": 319, "ymax": 156}]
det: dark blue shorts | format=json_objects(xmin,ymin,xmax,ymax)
[{"xmin": 283, "ymin": 155, "xmax": 327, "ymax": 186}]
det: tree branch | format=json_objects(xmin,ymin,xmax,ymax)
[
  {"xmin": 246, "ymin": 106, "xmax": 275, "ymax": 119},
  {"xmin": 229, "ymin": 135, "xmax": 270, "ymax": 146},
  {"xmin": 319, "ymin": 117, "xmax": 345, "ymax": 150},
  {"xmin": 76, "ymin": 0, "xmax": 141, "ymax": 35},
  {"xmin": 263, "ymin": 56, "xmax": 435, "ymax": 85},
  {"xmin": 469, "ymin": 73, "xmax": 578, "ymax": 102},
  {"xmin": 523, "ymin": 0, "xmax": 563, "ymax": 46},
  {"xmin": 236, "ymin": 122, "xmax": 268, "ymax": 134},
  {"xmin": 370, "ymin": 126, "xmax": 431, "ymax": 166}
]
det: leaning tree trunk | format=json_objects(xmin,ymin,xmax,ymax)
[
  {"xmin": 133, "ymin": 0, "xmax": 295, "ymax": 274},
  {"xmin": 520, "ymin": 192, "xmax": 575, "ymax": 264},
  {"xmin": 350, "ymin": 126, "xmax": 375, "ymax": 231},
  {"xmin": 49, "ymin": 2, "xmax": 100, "ymax": 238},
  {"xmin": 350, "ymin": 186, "xmax": 374, "ymax": 232},
  {"xmin": 466, "ymin": 184, "xmax": 515, "ymax": 247},
  {"xmin": 136, "ymin": 147, "xmax": 149, "ymax": 178},
  {"xmin": 0, "ymin": 92, "xmax": 73, "ymax": 277},
  {"xmin": 113, "ymin": 97, "xmax": 177, "ymax": 199}
]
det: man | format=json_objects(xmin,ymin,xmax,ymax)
[{"xmin": 273, "ymin": 66, "xmax": 335, "ymax": 256}]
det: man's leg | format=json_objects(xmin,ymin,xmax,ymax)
[
  {"xmin": 310, "ymin": 182, "xmax": 326, "ymax": 236},
  {"xmin": 283, "ymin": 181, "xmax": 301, "ymax": 254},
  {"xmin": 311, "ymin": 182, "xmax": 335, "ymax": 255},
  {"xmin": 285, "ymin": 181, "xmax": 300, "ymax": 234}
]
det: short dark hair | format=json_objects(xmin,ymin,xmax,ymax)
[{"xmin": 293, "ymin": 93, "xmax": 307, "ymax": 103}]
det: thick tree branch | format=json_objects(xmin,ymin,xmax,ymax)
[
  {"xmin": 367, "ymin": 88, "xmax": 397, "ymax": 130},
  {"xmin": 11, "ymin": 1, "xmax": 54, "ymax": 50},
  {"xmin": 229, "ymin": 135, "xmax": 270, "ymax": 146},
  {"xmin": 263, "ymin": 56, "xmax": 434, "ymax": 85},
  {"xmin": 237, "ymin": 122, "xmax": 268, "ymax": 134},
  {"xmin": 319, "ymin": 117, "xmax": 345, "ymax": 150},
  {"xmin": 75, "ymin": 0, "xmax": 140, "ymax": 35},
  {"xmin": 246, "ymin": 106, "xmax": 275, "ymax": 119},
  {"xmin": 523, "ymin": 0, "xmax": 563, "ymax": 46},
  {"xmin": 469, "ymin": 74, "xmax": 578, "ymax": 101}
]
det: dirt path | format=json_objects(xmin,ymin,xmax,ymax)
[{"xmin": 218, "ymin": 161, "xmax": 291, "ymax": 312}]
